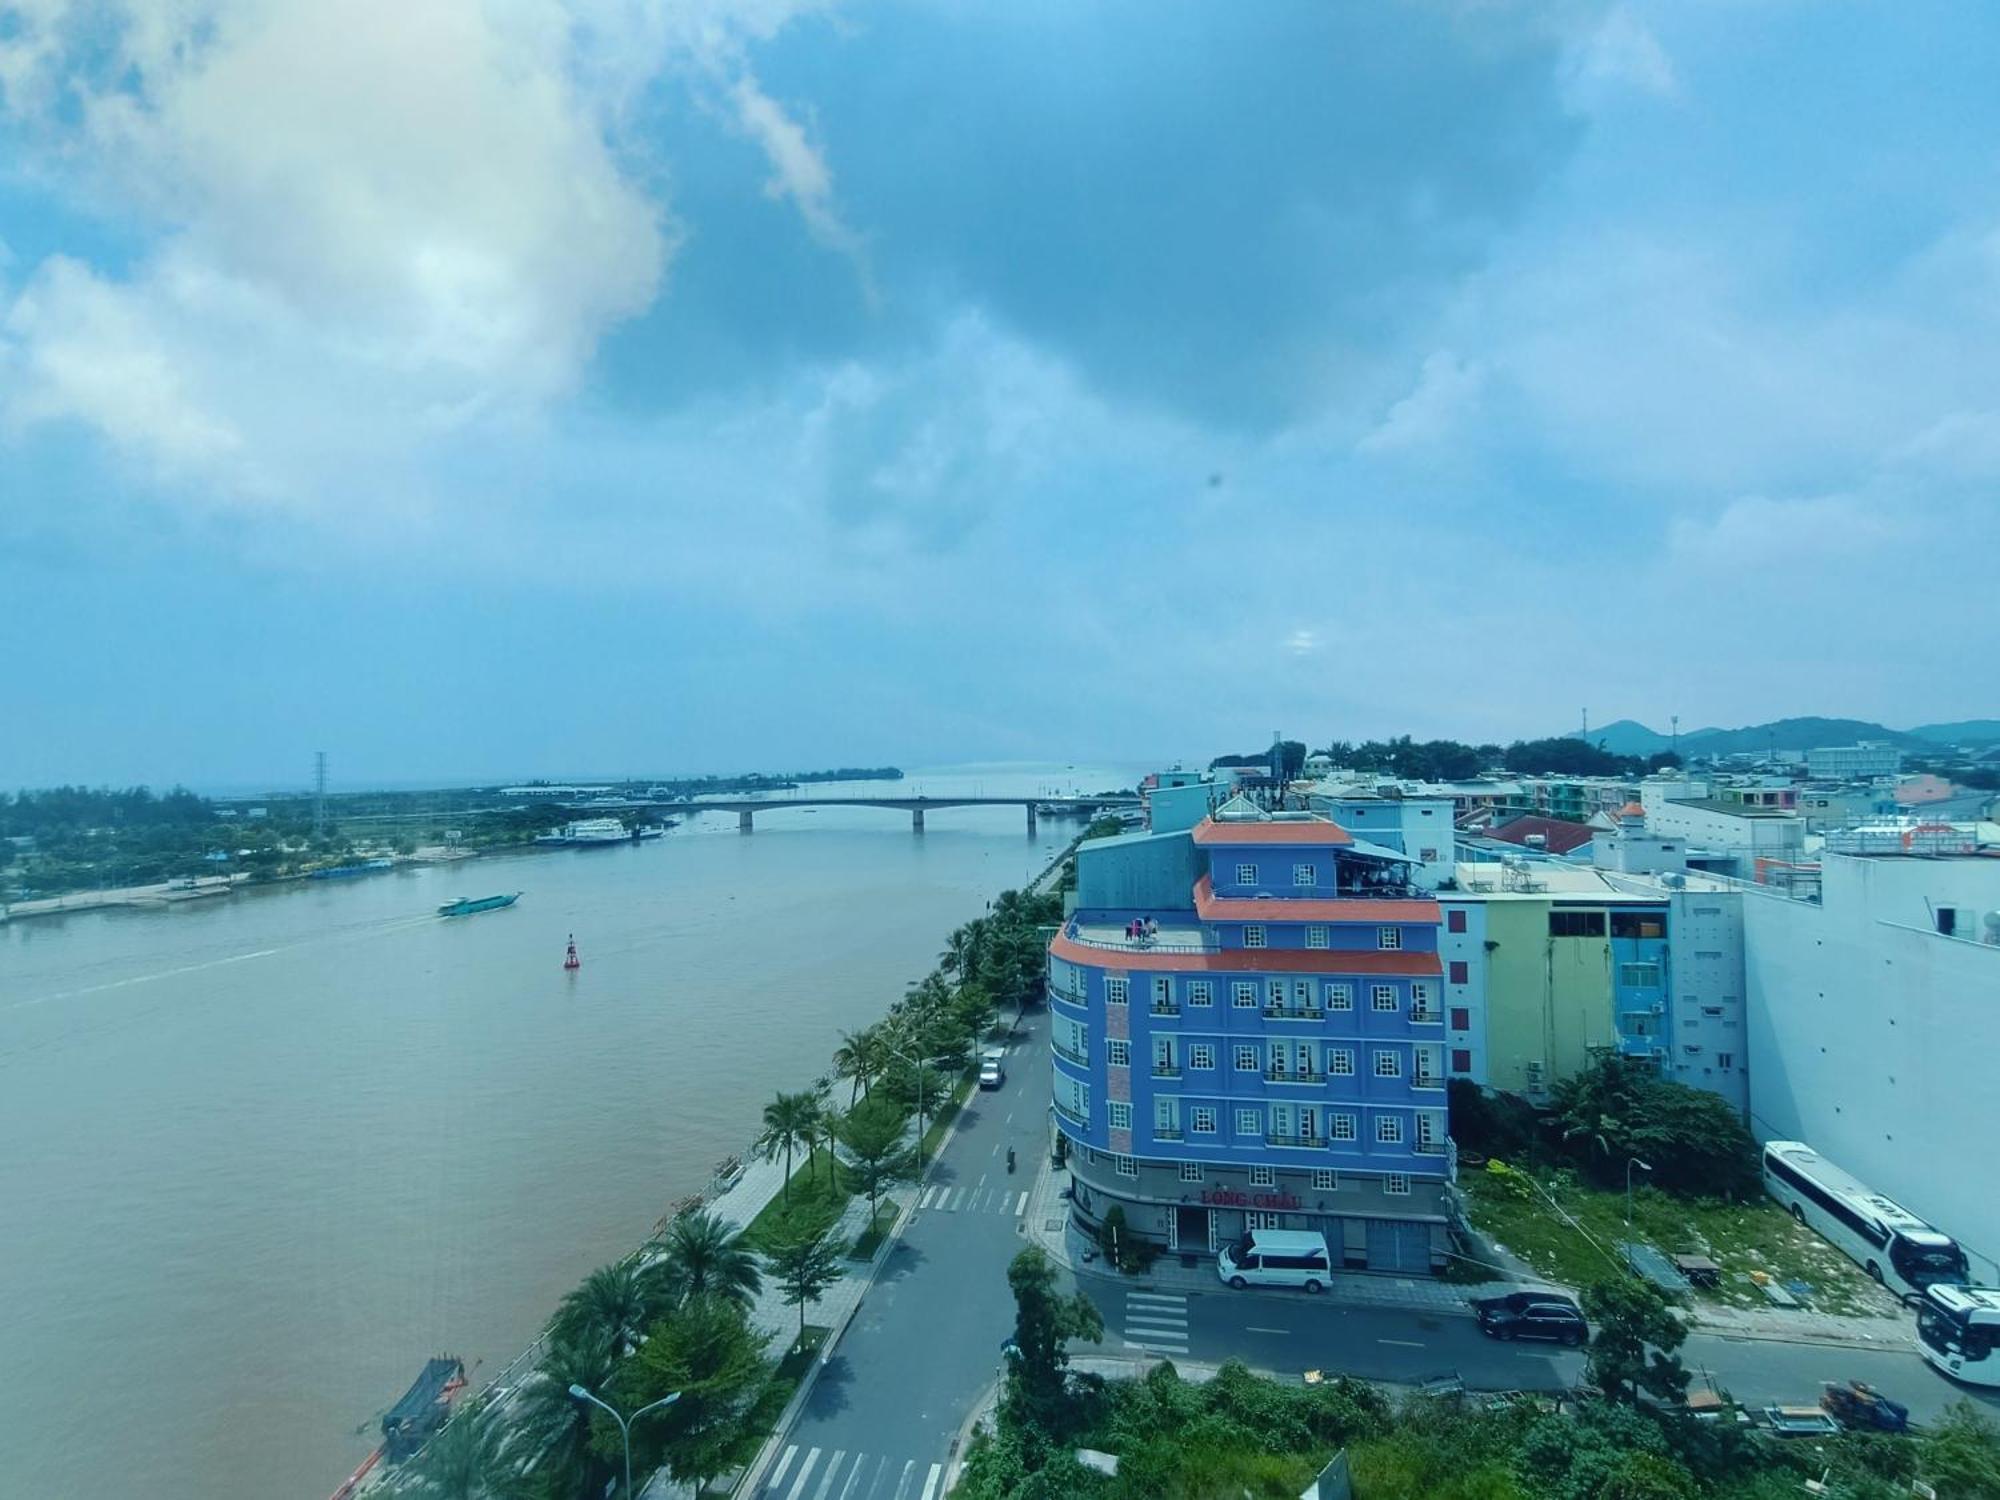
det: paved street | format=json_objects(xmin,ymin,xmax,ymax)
[{"xmin": 753, "ymin": 1018, "xmax": 1051, "ymax": 1500}]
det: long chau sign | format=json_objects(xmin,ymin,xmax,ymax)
[{"xmin": 1198, "ymin": 1188, "xmax": 1302, "ymax": 1210}]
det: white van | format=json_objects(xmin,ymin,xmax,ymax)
[{"xmin": 1216, "ymin": 1228, "xmax": 1332, "ymax": 1293}]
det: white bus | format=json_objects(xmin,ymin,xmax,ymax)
[
  {"xmin": 1918, "ymin": 1285, "xmax": 2000, "ymax": 1388},
  {"xmin": 1762, "ymin": 1141, "xmax": 1968, "ymax": 1302},
  {"xmin": 1217, "ymin": 1228, "xmax": 1332, "ymax": 1294}
]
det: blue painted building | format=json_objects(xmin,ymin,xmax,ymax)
[{"xmin": 1049, "ymin": 797, "xmax": 1455, "ymax": 1273}]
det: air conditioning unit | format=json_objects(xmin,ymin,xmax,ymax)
[{"xmin": 1651, "ymin": 1001, "xmax": 1665, "ymax": 1015}]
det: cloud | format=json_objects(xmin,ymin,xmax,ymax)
[
  {"xmin": 1666, "ymin": 492, "xmax": 1898, "ymax": 571},
  {"xmin": 1561, "ymin": 5, "xmax": 1677, "ymax": 107},
  {"xmin": 1357, "ymin": 351, "xmax": 1486, "ymax": 455},
  {"xmin": 728, "ymin": 73, "xmax": 866, "ymax": 266}
]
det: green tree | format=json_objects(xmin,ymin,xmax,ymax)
[
  {"xmin": 767, "ymin": 1223, "xmax": 845, "ymax": 1345},
  {"xmin": 403, "ymin": 1400, "xmax": 523, "ymax": 1499},
  {"xmin": 515, "ymin": 1328, "xmax": 619, "ymax": 1500},
  {"xmin": 757, "ymin": 1089, "xmax": 818, "ymax": 1204},
  {"xmin": 617, "ymin": 1295, "xmax": 770, "ymax": 1497},
  {"xmin": 832, "ymin": 1025, "xmax": 888, "ymax": 1105},
  {"xmin": 554, "ymin": 1260, "xmax": 661, "ymax": 1356},
  {"xmin": 655, "ymin": 1209, "xmax": 763, "ymax": 1311},
  {"xmin": 1003, "ymin": 1246, "xmax": 1104, "ymax": 1437},
  {"xmin": 839, "ymin": 1096, "xmax": 917, "ymax": 1228},
  {"xmin": 1580, "ymin": 1278, "xmax": 1690, "ymax": 1406},
  {"xmin": 1918, "ymin": 1401, "xmax": 2000, "ymax": 1498},
  {"xmin": 1551, "ymin": 1055, "xmax": 1758, "ymax": 1199}
]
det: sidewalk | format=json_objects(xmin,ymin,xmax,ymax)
[{"xmin": 1686, "ymin": 1301, "xmax": 1914, "ymax": 1351}]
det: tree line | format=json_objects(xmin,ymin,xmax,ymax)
[{"xmin": 1209, "ymin": 736, "xmax": 1684, "ymax": 784}]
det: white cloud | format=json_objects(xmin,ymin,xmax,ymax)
[
  {"xmin": 1666, "ymin": 492, "xmax": 1897, "ymax": 570},
  {"xmin": 729, "ymin": 73, "xmax": 866, "ymax": 267},
  {"xmin": 1561, "ymin": 5, "xmax": 1677, "ymax": 108},
  {"xmin": 1356, "ymin": 350, "xmax": 1485, "ymax": 455}
]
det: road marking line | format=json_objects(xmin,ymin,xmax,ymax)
[
  {"xmin": 784, "ymin": 1447, "xmax": 821, "ymax": 1500},
  {"xmin": 920, "ymin": 1462, "xmax": 943, "ymax": 1500},
  {"xmin": 836, "ymin": 1454, "xmax": 868, "ymax": 1500},
  {"xmin": 1016, "ymin": 1191, "xmax": 1029, "ymax": 1214},
  {"xmin": 810, "ymin": 1451, "xmax": 846, "ymax": 1500},
  {"xmin": 939, "ymin": 1188, "xmax": 959, "ymax": 1212},
  {"xmin": 891, "ymin": 1458, "xmax": 917, "ymax": 1500},
  {"xmin": 1127, "ymin": 1321, "xmax": 1189, "ymax": 1335},
  {"xmin": 1376, "ymin": 1338, "xmax": 1425, "ymax": 1348},
  {"xmin": 1127, "ymin": 1292, "xmax": 1188, "ymax": 1306},
  {"xmin": 968, "ymin": 1188, "xmax": 987, "ymax": 1211},
  {"xmin": 1128, "ymin": 1338, "xmax": 1191, "ymax": 1354},
  {"xmin": 920, "ymin": 1186, "xmax": 938, "ymax": 1209},
  {"xmin": 1245, "ymin": 1326, "xmax": 1290, "ymax": 1334},
  {"xmin": 767, "ymin": 1446, "xmax": 797, "ymax": 1491}
]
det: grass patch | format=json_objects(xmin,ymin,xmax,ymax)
[
  {"xmin": 847, "ymin": 1199, "xmax": 900, "ymax": 1261},
  {"xmin": 739, "ymin": 1150, "xmax": 852, "ymax": 1253},
  {"xmin": 1460, "ymin": 1167, "xmax": 1899, "ymax": 1317}
]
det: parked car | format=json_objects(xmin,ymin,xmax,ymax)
[{"xmin": 1473, "ymin": 1291, "xmax": 1589, "ymax": 1346}]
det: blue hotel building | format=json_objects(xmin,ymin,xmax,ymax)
[{"xmin": 1048, "ymin": 797, "xmax": 1455, "ymax": 1274}]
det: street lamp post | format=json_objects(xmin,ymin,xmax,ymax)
[
  {"xmin": 1625, "ymin": 1157, "xmax": 1653, "ymax": 1228},
  {"xmin": 888, "ymin": 1044, "xmax": 929, "ymax": 1165},
  {"xmin": 568, "ymin": 1385, "xmax": 679, "ymax": 1498}
]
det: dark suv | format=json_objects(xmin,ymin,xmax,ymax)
[{"xmin": 1473, "ymin": 1291, "xmax": 1589, "ymax": 1346}]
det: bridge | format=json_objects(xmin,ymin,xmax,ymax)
[{"xmin": 672, "ymin": 795, "xmax": 1140, "ymax": 835}]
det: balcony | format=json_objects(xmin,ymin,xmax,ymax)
[
  {"xmin": 1151, "ymin": 1063, "xmax": 1182, "ymax": 1080},
  {"xmin": 1063, "ymin": 918, "xmax": 1218, "ymax": 955},
  {"xmin": 1154, "ymin": 1127, "xmax": 1185, "ymax": 1141},
  {"xmin": 1266, "ymin": 1133, "xmax": 1328, "ymax": 1149},
  {"xmin": 1053, "ymin": 1040, "xmax": 1089, "ymax": 1067},
  {"xmin": 1150, "ymin": 1001, "xmax": 1180, "ymax": 1018},
  {"xmin": 1412, "ymin": 1073, "xmax": 1445, "ymax": 1091},
  {"xmin": 1414, "ymin": 1139, "xmax": 1448, "ymax": 1155},
  {"xmin": 1261, "ymin": 1004, "xmax": 1324, "ymax": 1022},
  {"xmin": 1264, "ymin": 1068, "xmax": 1324, "ymax": 1085},
  {"xmin": 1409, "ymin": 1009, "xmax": 1442, "ymax": 1025}
]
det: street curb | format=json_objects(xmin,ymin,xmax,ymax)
[
  {"xmin": 730, "ymin": 1080, "xmax": 982, "ymax": 1498},
  {"xmin": 942, "ymin": 1378, "xmax": 1001, "ymax": 1494}
]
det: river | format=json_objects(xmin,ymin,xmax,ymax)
[{"xmin": 0, "ymin": 763, "xmax": 1138, "ymax": 1499}]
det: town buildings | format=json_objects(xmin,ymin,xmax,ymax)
[{"xmin": 1806, "ymin": 741, "xmax": 1904, "ymax": 780}]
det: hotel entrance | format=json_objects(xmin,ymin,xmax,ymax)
[{"xmin": 1173, "ymin": 1205, "xmax": 1214, "ymax": 1254}]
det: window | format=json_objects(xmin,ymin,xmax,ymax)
[
  {"xmin": 1377, "ymin": 1115, "xmax": 1404, "ymax": 1144},
  {"xmin": 1377, "ymin": 926, "xmax": 1402, "ymax": 950},
  {"xmin": 1327, "ymin": 1047, "xmax": 1355, "ymax": 1076},
  {"xmin": 1325, "ymin": 982, "xmax": 1353, "ymax": 1011},
  {"xmin": 1619, "ymin": 963, "xmax": 1662, "ymax": 987},
  {"xmin": 1694, "ymin": 905, "xmax": 1721, "ymax": 917},
  {"xmin": 1293, "ymin": 863, "xmax": 1316, "ymax": 887},
  {"xmin": 1188, "ymin": 980, "xmax": 1213, "ymax": 1007},
  {"xmin": 1447, "ymin": 908, "xmax": 1467, "ymax": 933},
  {"xmin": 1155, "ymin": 1098, "xmax": 1180, "ymax": 1134},
  {"xmin": 1385, "ymin": 1173, "xmax": 1411, "ymax": 1195},
  {"xmin": 1292, "ymin": 979, "xmax": 1314, "ymax": 1011},
  {"xmin": 1313, "ymin": 1169, "xmax": 1338, "ymax": 1191},
  {"xmin": 1247, "ymin": 1209, "xmax": 1280, "ymax": 1231},
  {"xmin": 1235, "ymin": 862, "xmax": 1258, "ymax": 885},
  {"xmin": 1268, "ymin": 979, "xmax": 1286, "ymax": 1011},
  {"xmin": 1108, "ymin": 1101, "xmax": 1132, "ymax": 1129},
  {"xmin": 1611, "ymin": 912, "xmax": 1665, "ymax": 939},
  {"xmin": 1192, "ymin": 1107, "xmax": 1217, "ymax": 1135},
  {"xmin": 1329, "ymin": 1113, "xmax": 1357, "ymax": 1141},
  {"xmin": 1450, "ymin": 1006, "xmax": 1470, "ymax": 1031},
  {"xmin": 1249, "ymin": 1166, "xmax": 1275, "ymax": 1187},
  {"xmin": 1419, "ymin": 846, "xmax": 1438, "ymax": 861},
  {"xmin": 1189, "ymin": 1043, "xmax": 1215, "ymax": 1070},
  {"xmin": 1701, "ymin": 1005, "xmax": 1723, "ymax": 1018},
  {"xmin": 1717, "ymin": 1052, "xmax": 1734, "ymax": 1070},
  {"xmin": 1243, "ymin": 924, "xmax": 1267, "ymax": 949},
  {"xmin": 1410, "ymin": 982, "xmax": 1436, "ymax": 1018},
  {"xmin": 1053, "ymin": 1014, "xmax": 1088, "ymax": 1063},
  {"xmin": 1054, "ymin": 1072, "xmax": 1090, "ymax": 1123},
  {"xmin": 1549, "ymin": 910, "xmax": 1607, "ymax": 937},
  {"xmin": 1448, "ymin": 960, "xmax": 1468, "ymax": 985},
  {"xmin": 1372, "ymin": 984, "xmax": 1398, "ymax": 1012},
  {"xmin": 1152, "ymin": 975, "xmax": 1172, "ymax": 1006},
  {"xmin": 1451, "ymin": 1048, "xmax": 1472, "ymax": 1072},
  {"xmin": 1115, "ymin": 1155, "xmax": 1138, "ymax": 1178},
  {"xmin": 1695, "ymin": 950, "xmax": 1722, "ymax": 960},
  {"xmin": 1180, "ymin": 1162, "xmax": 1204, "ymax": 1182},
  {"xmin": 1234, "ymin": 1045, "xmax": 1259, "ymax": 1072},
  {"xmin": 1107, "ymin": 1039, "xmax": 1130, "ymax": 1067},
  {"xmin": 1235, "ymin": 1109, "xmax": 1260, "ymax": 1135},
  {"xmin": 1306, "ymin": 925, "xmax": 1329, "ymax": 949},
  {"xmin": 1151, "ymin": 1038, "xmax": 1177, "ymax": 1075},
  {"xmin": 1233, "ymin": 982, "xmax": 1258, "ymax": 1009},
  {"xmin": 1374, "ymin": 1050, "xmax": 1402, "ymax": 1078},
  {"xmin": 1105, "ymin": 976, "xmax": 1128, "ymax": 1005}
]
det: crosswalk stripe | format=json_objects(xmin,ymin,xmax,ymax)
[
  {"xmin": 944, "ymin": 1188, "xmax": 963, "ymax": 1212},
  {"xmin": 1127, "ymin": 1291, "xmax": 1187, "ymax": 1306},
  {"xmin": 811, "ymin": 1450, "xmax": 846, "ymax": 1500},
  {"xmin": 767, "ymin": 1446, "xmax": 798, "ymax": 1492},
  {"xmin": 836, "ymin": 1454, "xmax": 869, "ymax": 1500},
  {"xmin": 1129, "ymin": 1337, "xmax": 1191, "ymax": 1354},
  {"xmin": 1016, "ymin": 1190, "xmax": 1029, "ymax": 1214},
  {"xmin": 1126, "ymin": 1314, "xmax": 1188, "ymax": 1330},
  {"xmin": 967, "ymin": 1188, "xmax": 986, "ymax": 1211},
  {"xmin": 891, "ymin": 1458, "xmax": 917, "ymax": 1500},
  {"xmin": 920, "ymin": 1462, "xmax": 943, "ymax": 1500},
  {"xmin": 785, "ymin": 1447, "xmax": 821, "ymax": 1500},
  {"xmin": 920, "ymin": 1186, "xmax": 939, "ymax": 1209}
]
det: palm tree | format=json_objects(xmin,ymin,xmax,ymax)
[
  {"xmin": 832, "ymin": 1028, "xmax": 879, "ymax": 1106},
  {"xmin": 554, "ymin": 1260, "xmax": 659, "ymax": 1356},
  {"xmin": 758, "ymin": 1089, "xmax": 818, "ymax": 1203},
  {"xmin": 404, "ymin": 1400, "xmax": 522, "ymax": 1499},
  {"xmin": 656, "ymin": 1209, "xmax": 763, "ymax": 1310},
  {"xmin": 514, "ymin": 1328, "xmax": 618, "ymax": 1500}
]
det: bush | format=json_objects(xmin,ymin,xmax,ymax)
[
  {"xmin": 1550, "ymin": 1056, "xmax": 1759, "ymax": 1199},
  {"xmin": 1097, "ymin": 1206, "xmax": 1153, "ymax": 1274}
]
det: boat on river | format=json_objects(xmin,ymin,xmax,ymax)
[{"xmin": 436, "ymin": 893, "xmax": 520, "ymax": 918}]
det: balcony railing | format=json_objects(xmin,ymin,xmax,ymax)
[
  {"xmin": 1409, "ymin": 1009, "xmax": 1442, "ymax": 1025},
  {"xmin": 1151, "ymin": 1063, "xmax": 1182, "ymax": 1080},
  {"xmin": 1414, "ymin": 1139, "xmax": 1447, "ymax": 1155},
  {"xmin": 1154, "ymin": 1127, "xmax": 1185, "ymax": 1141},
  {"xmin": 1150, "ymin": 1001, "xmax": 1179, "ymax": 1017},
  {"xmin": 1264, "ymin": 1068, "xmax": 1324, "ymax": 1084},
  {"xmin": 1412, "ymin": 1073, "xmax": 1445, "ymax": 1090},
  {"xmin": 1266, "ymin": 1132, "xmax": 1328, "ymax": 1149},
  {"xmin": 1262, "ymin": 1004, "xmax": 1324, "ymax": 1022},
  {"xmin": 1053, "ymin": 1040, "xmax": 1089, "ymax": 1067}
]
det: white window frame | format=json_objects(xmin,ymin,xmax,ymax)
[
  {"xmin": 1189, "ymin": 1043, "xmax": 1216, "ymax": 1070},
  {"xmin": 1313, "ymin": 1169, "xmax": 1337, "ymax": 1191},
  {"xmin": 1180, "ymin": 1162, "xmax": 1204, "ymax": 1182},
  {"xmin": 1249, "ymin": 1165, "xmax": 1275, "ymax": 1188},
  {"xmin": 1377, "ymin": 1115, "xmax": 1404, "ymax": 1144},
  {"xmin": 1235, "ymin": 862, "xmax": 1258, "ymax": 885},
  {"xmin": 1372, "ymin": 984, "xmax": 1398, "ymax": 1012},
  {"xmin": 1232, "ymin": 981, "xmax": 1258, "ymax": 1009},
  {"xmin": 1116, "ymin": 1154, "xmax": 1138, "ymax": 1179},
  {"xmin": 1305, "ymin": 925, "xmax": 1329, "ymax": 949},
  {"xmin": 1234, "ymin": 1045, "xmax": 1259, "ymax": 1072},
  {"xmin": 1325, "ymin": 982, "xmax": 1353, "ymax": 1011},
  {"xmin": 1107, "ymin": 1038, "xmax": 1131, "ymax": 1068},
  {"xmin": 1385, "ymin": 1173, "xmax": 1411, "ymax": 1196},
  {"xmin": 1105, "ymin": 976, "xmax": 1128, "ymax": 1005},
  {"xmin": 1188, "ymin": 980, "xmax": 1213, "ymax": 1007},
  {"xmin": 1330, "ymin": 1113, "xmax": 1357, "ymax": 1141},
  {"xmin": 1293, "ymin": 863, "xmax": 1315, "ymax": 887},
  {"xmin": 1108, "ymin": 1101, "xmax": 1132, "ymax": 1129},
  {"xmin": 1327, "ymin": 1047, "xmax": 1355, "ymax": 1077},
  {"xmin": 1192, "ymin": 1107, "xmax": 1217, "ymax": 1135},
  {"xmin": 1378, "ymin": 926, "xmax": 1402, "ymax": 950},
  {"xmin": 1243, "ymin": 924, "xmax": 1267, "ymax": 949},
  {"xmin": 1247, "ymin": 1209, "xmax": 1281, "ymax": 1231},
  {"xmin": 1374, "ymin": 1049, "xmax": 1402, "ymax": 1078},
  {"xmin": 1152, "ymin": 975, "xmax": 1172, "ymax": 1005},
  {"xmin": 1235, "ymin": 1108, "xmax": 1260, "ymax": 1135}
]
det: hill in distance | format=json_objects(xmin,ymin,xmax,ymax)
[
  {"xmin": 1908, "ymin": 720, "xmax": 2000, "ymax": 746},
  {"xmin": 1561, "ymin": 716, "xmax": 2000, "ymax": 757}
]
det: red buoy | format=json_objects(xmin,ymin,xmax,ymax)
[{"xmin": 563, "ymin": 934, "xmax": 580, "ymax": 971}]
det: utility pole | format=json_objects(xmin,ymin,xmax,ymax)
[
  {"xmin": 1670, "ymin": 715, "xmax": 1680, "ymax": 761},
  {"xmin": 313, "ymin": 751, "xmax": 328, "ymax": 839},
  {"xmin": 1581, "ymin": 708, "xmax": 1589, "ymax": 741}
]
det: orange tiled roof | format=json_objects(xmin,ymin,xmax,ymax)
[
  {"xmin": 1616, "ymin": 802, "xmax": 1646, "ymax": 818},
  {"xmin": 1048, "ymin": 932, "xmax": 1442, "ymax": 977},
  {"xmin": 1192, "ymin": 873, "xmax": 1440, "ymax": 924},
  {"xmin": 1191, "ymin": 815, "xmax": 1352, "ymax": 846}
]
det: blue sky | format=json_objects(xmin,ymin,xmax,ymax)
[{"xmin": 3, "ymin": 1, "xmax": 1997, "ymax": 789}]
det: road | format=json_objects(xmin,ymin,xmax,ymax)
[{"xmin": 752, "ymin": 1020, "xmax": 1050, "ymax": 1500}]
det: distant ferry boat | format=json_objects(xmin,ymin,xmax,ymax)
[
  {"xmin": 536, "ymin": 818, "xmax": 630, "ymax": 847},
  {"xmin": 437, "ymin": 893, "xmax": 520, "ymax": 917},
  {"xmin": 310, "ymin": 857, "xmax": 395, "ymax": 880}
]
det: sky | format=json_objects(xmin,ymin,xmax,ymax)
[{"xmin": 2, "ymin": 2, "xmax": 1997, "ymax": 790}]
